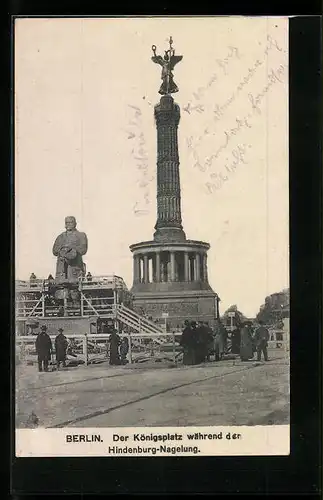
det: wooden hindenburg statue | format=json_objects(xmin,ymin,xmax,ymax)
[
  {"xmin": 52, "ymin": 216, "xmax": 88, "ymax": 282},
  {"xmin": 151, "ymin": 36, "xmax": 183, "ymax": 95}
]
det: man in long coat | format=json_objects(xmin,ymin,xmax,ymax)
[
  {"xmin": 253, "ymin": 320, "xmax": 270, "ymax": 361},
  {"xmin": 213, "ymin": 320, "xmax": 227, "ymax": 361},
  {"xmin": 231, "ymin": 326, "xmax": 241, "ymax": 354},
  {"xmin": 196, "ymin": 321, "xmax": 210, "ymax": 364},
  {"xmin": 35, "ymin": 325, "xmax": 52, "ymax": 372},
  {"xmin": 204, "ymin": 322, "xmax": 214, "ymax": 361},
  {"xmin": 180, "ymin": 320, "xmax": 196, "ymax": 365},
  {"xmin": 120, "ymin": 337, "xmax": 129, "ymax": 364},
  {"xmin": 240, "ymin": 322, "xmax": 254, "ymax": 361},
  {"xmin": 55, "ymin": 328, "xmax": 68, "ymax": 369},
  {"xmin": 108, "ymin": 331, "xmax": 121, "ymax": 365}
]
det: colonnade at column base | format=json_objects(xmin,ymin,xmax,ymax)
[
  {"xmin": 129, "ymin": 238, "xmax": 219, "ymax": 329},
  {"xmin": 130, "ymin": 239, "xmax": 212, "ymax": 287}
]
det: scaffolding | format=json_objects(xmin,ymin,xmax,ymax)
[
  {"xmin": 15, "ymin": 275, "xmax": 164, "ymax": 336},
  {"xmin": 17, "ymin": 276, "xmax": 125, "ymax": 317}
]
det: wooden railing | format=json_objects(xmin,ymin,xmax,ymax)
[
  {"xmin": 15, "ymin": 275, "xmax": 129, "ymax": 291},
  {"xmin": 16, "ymin": 332, "xmax": 179, "ymax": 365},
  {"xmin": 79, "ymin": 275, "xmax": 127, "ymax": 290},
  {"xmin": 116, "ymin": 304, "xmax": 164, "ymax": 334},
  {"xmin": 16, "ymin": 279, "xmax": 45, "ymax": 289}
]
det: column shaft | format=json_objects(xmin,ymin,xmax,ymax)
[
  {"xmin": 170, "ymin": 252, "xmax": 176, "ymax": 281},
  {"xmin": 193, "ymin": 253, "xmax": 201, "ymax": 281},
  {"xmin": 133, "ymin": 255, "xmax": 140, "ymax": 283},
  {"xmin": 156, "ymin": 252, "xmax": 161, "ymax": 282},
  {"xmin": 133, "ymin": 256, "xmax": 137, "ymax": 283},
  {"xmin": 154, "ymin": 97, "xmax": 182, "ymax": 230},
  {"xmin": 143, "ymin": 255, "xmax": 149, "ymax": 284},
  {"xmin": 184, "ymin": 252, "xmax": 189, "ymax": 281},
  {"xmin": 195, "ymin": 253, "xmax": 201, "ymax": 281},
  {"xmin": 202, "ymin": 253, "xmax": 207, "ymax": 281}
]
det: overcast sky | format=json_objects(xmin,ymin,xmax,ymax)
[{"xmin": 15, "ymin": 17, "xmax": 289, "ymax": 317}]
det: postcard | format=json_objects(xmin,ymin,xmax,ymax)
[{"xmin": 15, "ymin": 16, "xmax": 289, "ymax": 457}]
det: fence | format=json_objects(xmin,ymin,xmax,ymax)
[
  {"xmin": 268, "ymin": 329, "xmax": 289, "ymax": 350},
  {"xmin": 226, "ymin": 329, "xmax": 289, "ymax": 353},
  {"xmin": 15, "ymin": 332, "xmax": 180, "ymax": 366},
  {"xmin": 16, "ymin": 328, "xmax": 289, "ymax": 367}
]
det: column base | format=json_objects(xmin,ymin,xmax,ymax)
[{"xmin": 153, "ymin": 226, "xmax": 186, "ymax": 243}]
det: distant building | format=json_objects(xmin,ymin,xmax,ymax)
[{"xmin": 256, "ymin": 289, "xmax": 290, "ymax": 326}]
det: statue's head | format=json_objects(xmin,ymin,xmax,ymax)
[{"xmin": 65, "ymin": 216, "xmax": 77, "ymax": 231}]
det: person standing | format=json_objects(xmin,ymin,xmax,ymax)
[
  {"xmin": 47, "ymin": 274, "xmax": 55, "ymax": 297},
  {"xmin": 108, "ymin": 330, "xmax": 121, "ymax": 365},
  {"xmin": 204, "ymin": 322, "xmax": 214, "ymax": 362},
  {"xmin": 222, "ymin": 322, "xmax": 228, "ymax": 355},
  {"xmin": 190, "ymin": 321, "xmax": 201, "ymax": 365},
  {"xmin": 54, "ymin": 328, "xmax": 68, "ymax": 370},
  {"xmin": 231, "ymin": 326, "xmax": 241, "ymax": 355},
  {"xmin": 29, "ymin": 273, "xmax": 37, "ymax": 287},
  {"xmin": 213, "ymin": 319, "xmax": 227, "ymax": 361},
  {"xmin": 253, "ymin": 320, "xmax": 270, "ymax": 361},
  {"xmin": 35, "ymin": 325, "xmax": 52, "ymax": 372},
  {"xmin": 196, "ymin": 321, "xmax": 209, "ymax": 364},
  {"xmin": 240, "ymin": 322, "xmax": 254, "ymax": 361},
  {"xmin": 120, "ymin": 336, "xmax": 129, "ymax": 364},
  {"xmin": 180, "ymin": 320, "xmax": 195, "ymax": 365}
]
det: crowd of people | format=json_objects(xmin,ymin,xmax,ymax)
[
  {"xmin": 179, "ymin": 319, "xmax": 270, "ymax": 365},
  {"xmin": 32, "ymin": 317, "xmax": 270, "ymax": 372}
]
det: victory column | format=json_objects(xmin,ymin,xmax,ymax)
[{"xmin": 130, "ymin": 37, "xmax": 219, "ymax": 328}]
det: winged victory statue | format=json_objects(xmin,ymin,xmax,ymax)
[{"xmin": 151, "ymin": 36, "xmax": 183, "ymax": 95}]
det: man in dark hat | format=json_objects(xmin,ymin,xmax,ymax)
[
  {"xmin": 55, "ymin": 328, "xmax": 68, "ymax": 369},
  {"xmin": 190, "ymin": 321, "xmax": 200, "ymax": 365},
  {"xmin": 253, "ymin": 320, "xmax": 270, "ymax": 361},
  {"xmin": 35, "ymin": 325, "xmax": 52, "ymax": 372},
  {"xmin": 108, "ymin": 330, "xmax": 121, "ymax": 365},
  {"xmin": 204, "ymin": 322, "xmax": 214, "ymax": 361},
  {"xmin": 213, "ymin": 319, "xmax": 227, "ymax": 361},
  {"xmin": 120, "ymin": 336, "xmax": 129, "ymax": 364},
  {"xmin": 180, "ymin": 320, "xmax": 194, "ymax": 365},
  {"xmin": 47, "ymin": 274, "xmax": 55, "ymax": 296},
  {"xmin": 29, "ymin": 273, "xmax": 37, "ymax": 287},
  {"xmin": 240, "ymin": 321, "xmax": 254, "ymax": 361},
  {"xmin": 231, "ymin": 325, "xmax": 241, "ymax": 354},
  {"xmin": 196, "ymin": 321, "xmax": 209, "ymax": 364}
]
